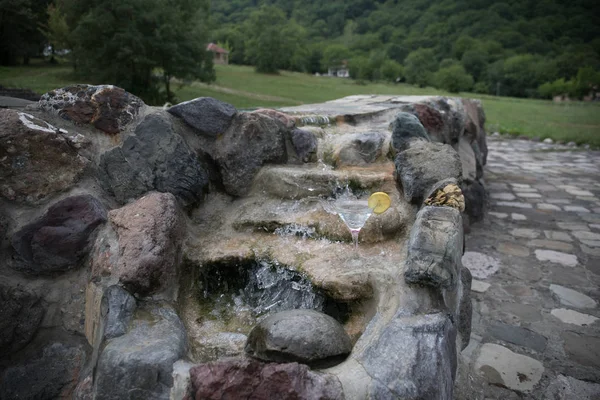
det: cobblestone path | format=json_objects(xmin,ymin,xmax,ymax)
[{"xmin": 458, "ymin": 137, "xmax": 600, "ymax": 399}]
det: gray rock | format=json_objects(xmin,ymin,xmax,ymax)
[
  {"xmin": 167, "ymin": 97, "xmax": 237, "ymax": 138},
  {"xmin": 245, "ymin": 309, "xmax": 352, "ymax": 368},
  {"xmin": 213, "ymin": 112, "xmax": 288, "ymax": 196},
  {"xmin": 336, "ymin": 132, "xmax": 386, "ymax": 166},
  {"xmin": 0, "ymin": 284, "xmax": 45, "ymax": 356},
  {"xmin": 290, "ymin": 128, "xmax": 318, "ymax": 162},
  {"xmin": 11, "ymin": 194, "xmax": 107, "ymax": 274},
  {"xmin": 102, "ymin": 285, "xmax": 136, "ymax": 339},
  {"xmin": 487, "ymin": 323, "xmax": 547, "ymax": 352},
  {"xmin": 405, "ymin": 206, "xmax": 464, "ymax": 289},
  {"xmin": 561, "ymin": 331, "xmax": 600, "ymax": 369},
  {"xmin": 395, "ymin": 140, "xmax": 462, "ymax": 204},
  {"xmin": 99, "ymin": 113, "xmax": 209, "ymax": 206},
  {"xmin": 0, "ymin": 341, "xmax": 89, "ymax": 400},
  {"xmin": 390, "ymin": 112, "xmax": 430, "ymax": 152},
  {"xmin": 94, "ymin": 306, "xmax": 187, "ymax": 400},
  {"xmin": 167, "ymin": 97, "xmax": 236, "ymax": 138},
  {"xmin": 458, "ymin": 266, "xmax": 472, "ymax": 349},
  {"xmin": 462, "ymin": 179, "xmax": 487, "ymax": 222},
  {"xmin": 458, "ymin": 136, "xmax": 477, "ymax": 181},
  {"xmin": 544, "ymin": 374, "xmax": 600, "ymax": 400},
  {"xmin": 359, "ymin": 312, "xmax": 457, "ymax": 399}
]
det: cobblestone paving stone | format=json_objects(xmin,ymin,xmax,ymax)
[{"xmin": 457, "ymin": 137, "xmax": 600, "ymax": 399}]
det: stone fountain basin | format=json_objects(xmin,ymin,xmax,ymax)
[{"xmin": 180, "ymin": 162, "xmax": 467, "ymax": 399}]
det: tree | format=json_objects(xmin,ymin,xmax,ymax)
[
  {"xmin": 0, "ymin": 0, "xmax": 50, "ymax": 65},
  {"xmin": 71, "ymin": 0, "xmax": 214, "ymax": 104},
  {"xmin": 244, "ymin": 5, "xmax": 288, "ymax": 73},
  {"xmin": 433, "ymin": 64, "xmax": 474, "ymax": 93},
  {"xmin": 404, "ymin": 48, "xmax": 437, "ymax": 87},
  {"xmin": 461, "ymin": 49, "xmax": 488, "ymax": 81},
  {"xmin": 322, "ymin": 44, "xmax": 351, "ymax": 69},
  {"xmin": 39, "ymin": 2, "xmax": 71, "ymax": 63},
  {"xmin": 380, "ymin": 59, "xmax": 404, "ymax": 82}
]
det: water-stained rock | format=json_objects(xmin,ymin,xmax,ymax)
[
  {"xmin": 39, "ymin": 84, "xmax": 143, "ymax": 135},
  {"xmin": 94, "ymin": 306, "xmax": 186, "ymax": 400},
  {"xmin": 390, "ymin": 111, "xmax": 430, "ymax": 152},
  {"xmin": 93, "ymin": 192, "xmax": 184, "ymax": 297},
  {"xmin": 0, "ymin": 109, "xmax": 89, "ymax": 204},
  {"xmin": 189, "ymin": 359, "xmax": 344, "ymax": 400},
  {"xmin": 404, "ymin": 206, "xmax": 464, "ymax": 289},
  {"xmin": 11, "ymin": 194, "xmax": 107, "ymax": 274},
  {"xmin": 395, "ymin": 140, "xmax": 462, "ymax": 204},
  {"xmin": 245, "ymin": 309, "xmax": 352, "ymax": 368},
  {"xmin": 0, "ymin": 284, "xmax": 45, "ymax": 356},
  {"xmin": 168, "ymin": 97, "xmax": 237, "ymax": 138},
  {"xmin": 213, "ymin": 112, "xmax": 288, "ymax": 196},
  {"xmin": 99, "ymin": 113, "xmax": 209, "ymax": 206}
]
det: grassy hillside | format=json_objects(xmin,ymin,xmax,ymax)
[{"xmin": 1, "ymin": 62, "xmax": 598, "ymax": 146}]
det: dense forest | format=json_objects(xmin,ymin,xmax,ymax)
[
  {"xmin": 1, "ymin": 0, "xmax": 599, "ymax": 100},
  {"xmin": 209, "ymin": 0, "xmax": 600, "ymax": 98}
]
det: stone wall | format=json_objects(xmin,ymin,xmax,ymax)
[{"xmin": 0, "ymin": 87, "xmax": 485, "ymax": 399}]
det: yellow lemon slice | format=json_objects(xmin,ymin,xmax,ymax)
[{"xmin": 368, "ymin": 192, "xmax": 391, "ymax": 214}]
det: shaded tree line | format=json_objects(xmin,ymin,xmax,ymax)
[{"xmin": 210, "ymin": 0, "xmax": 600, "ymax": 98}]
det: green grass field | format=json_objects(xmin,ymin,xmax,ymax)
[{"xmin": 1, "ymin": 62, "xmax": 599, "ymax": 146}]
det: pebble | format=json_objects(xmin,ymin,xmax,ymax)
[
  {"xmin": 572, "ymin": 230, "xmax": 600, "ymax": 241},
  {"xmin": 511, "ymin": 213, "xmax": 527, "ymax": 221},
  {"xmin": 564, "ymin": 205, "xmax": 590, "ymax": 213},
  {"xmin": 534, "ymin": 249, "xmax": 578, "ymax": 267},
  {"xmin": 495, "ymin": 201, "xmax": 533, "ymax": 209},
  {"xmin": 511, "ymin": 228, "xmax": 540, "ymax": 239},
  {"xmin": 498, "ymin": 242, "xmax": 530, "ymax": 257},
  {"xmin": 556, "ymin": 222, "xmax": 590, "ymax": 231},
  {"xmin": 544, "ymin": 230, "xmax": 572, "ymax": 242},
  {"xmin": 551, "ymin": 308, "xmax": 599, "ymax": 326},
  {"xmin": 565, "ymin": 188, "xmax": 594, "ymax": 196},
  {"xmin": 528, "ymin": 239, "xmax": 573, "ymax": 252},
  {"xmin": 537, "ymin": 203, "xmax": 561, "ymax": 211},
  {"xmin": 515, "ymin": 192, "xmax": 542, "ymax": 198},
  {"xmin": 474, "ymin": 343, "xmax": 544, "ymax": 393},
  {"xmin": 488, "ymin": 212, "xmax": 508, "ymax": 219},
  {"xmin": 471, "ymin": 280, "xmax": 491, "ymax": 293},
  {"xmin": 462, "ymin": 252, "xmax": 501, "ymax": 279},
  {"xmin": 549, "ymin": 284, "xmax": 597, "ymax": 309}
]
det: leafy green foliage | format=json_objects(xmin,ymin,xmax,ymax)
[
  {"xmin": 209, "ymin": 0, "xmax": 599, "ymax": 99},
  {"xmin": 405, "ymin": 48, "xmax": 437, "ymax": 87},
  {"xmin": 433, "ymin": 64, "xmax": 474, "ymax": 93},
  {"xmin": 0, "ymin": 0, "xmax": 51, "ymax": 65},
  {"xmin": 69, "ymin": 0, "xmax": 215, "ymax": 104}
]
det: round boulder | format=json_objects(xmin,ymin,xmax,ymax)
[{"xmin": 245, "ymin": 309, "xmax": 352, "ymax": 368}]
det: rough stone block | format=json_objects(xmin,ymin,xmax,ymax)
[
  {"xmin": 359, "ymin": 312, "xmax": 457, "ymax": 399},
  {"xmin": 405, "ymin": 206, "xmax": 464, "ymax": 289},
  {"xmin": 395, "ymin": 141, "xmax": 462, "ymax": 204}
]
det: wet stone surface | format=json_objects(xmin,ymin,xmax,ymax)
[{"xmin": 458, "ymin": 137, "xmax": 600, "ymax": 398}]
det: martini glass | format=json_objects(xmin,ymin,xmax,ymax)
[{"xmin": 331, "ymin": 197, "xmax": 373, "ymax": 250}]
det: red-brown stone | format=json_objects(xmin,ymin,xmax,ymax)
[
  {"xmin": 189, "ymin": 359, "xmax": 344, "ymax": 400},
  {"xmin": 413, "ymin": 103, "xmax": 445, "ymax": 136}
]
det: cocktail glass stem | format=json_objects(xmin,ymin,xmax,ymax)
[{"xmin": 350, "ymin": 229, "xmax": 360, "ymax": 251}]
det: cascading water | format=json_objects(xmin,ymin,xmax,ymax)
[{"xmin": 197, "ymin": 258, "xmax": 349, "ymax": 327}]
